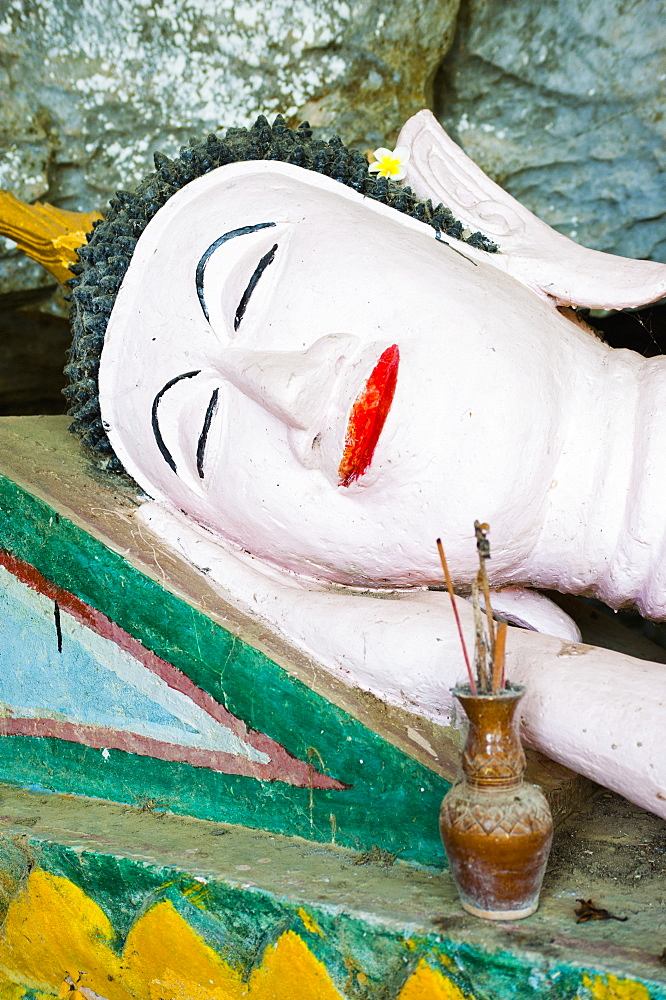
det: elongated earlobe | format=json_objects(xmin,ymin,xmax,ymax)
[{"xmin": 398, "ymin": 110, "xmax": 666, "ymax": 311}]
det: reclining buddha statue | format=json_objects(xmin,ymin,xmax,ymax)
[{"xmin": 3, "ymin": 110, "xmax": 666, "ymax": 818}]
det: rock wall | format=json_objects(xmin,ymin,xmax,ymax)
[
  {"xmin": 0, "ymin": 0, "xmax": 459, "ymax": 309},
  {"xmin": 435, "ymin": 0, "xmax": 666, "ymax": 263},
  {"xmin": 1, "ymin": 0, "xmax": 664, "ymax": 313}
]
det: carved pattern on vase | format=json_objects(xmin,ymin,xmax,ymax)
[
  {"xmin": 440, "ymin": 789, "xmax": 552, "ymax": 837},
  {"xmin": 462, "ymin": 748, "xmax": 526, "ymax": 782}
]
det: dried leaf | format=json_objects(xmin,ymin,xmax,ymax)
[{"xmin": 574, "ymin": 898, "xmax": 628, "ymax": 923}]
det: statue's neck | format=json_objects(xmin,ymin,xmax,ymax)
[{"xmin": 525, "ymin": 346, "xmax": 666, "ymax": 618}]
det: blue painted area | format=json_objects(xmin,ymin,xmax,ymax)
[
  {"xmin": 0, "ymin": 570, "xmax": 198, "ymax": 734},
  {"xmin": 0, "ymin": 565, "xmax": 269, "ymax": 761}
]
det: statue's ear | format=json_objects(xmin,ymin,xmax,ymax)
[{"xmin": 398, "ymin": 110, "xmax": 666, "ymax": 311}]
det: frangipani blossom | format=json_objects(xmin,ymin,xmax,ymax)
[{"xmin": 368, "ymin": 145, "xmax": 410, "ymax": 181}]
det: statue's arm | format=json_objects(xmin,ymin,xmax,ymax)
[{"xmin": 139, "ymin": 501, "xmax": 666, "ymax": 822}]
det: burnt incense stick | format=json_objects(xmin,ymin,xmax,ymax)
[
  {"xmin": 474, "ymin": 520, "xmax": 496, "ymax": 661},
  {"xmin": 492, "ymin": 621, "xmax": 507, "ymax": 695},
  {"xmin": 436, "ymin": 538, "xmax": 476, "ymax": 694},
  {"xmin": 472, "ymin": 574, "xmax": 489, "ymax": 694}
]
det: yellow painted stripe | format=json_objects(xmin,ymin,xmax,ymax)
[
  {"xmin": 580, "ymin": 973, "xmax": 651, "ymax": 1000},
  {"xmin": 0, "ymin": 871, "xmax": 654, "ymax": 1000},
  {"xmin": 396, "ymin": 960, "xmax": 472, "ymax": 1000}
]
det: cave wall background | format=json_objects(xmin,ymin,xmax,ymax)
[
  {"xmin": 0, "ymin": 0, "xmax": 664, "ymax": 411},
  {"xmin": 436, "ymin": 0, "xmax": 666, "ymax": 266}
]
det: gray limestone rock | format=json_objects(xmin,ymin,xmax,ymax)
[
  {"xmin": 0, "ymin": 0, "xmax": 459, "ymax": 310},
  {"xmin": 435, "ymin": 0, "xmax": 666, "ymax": 263}
]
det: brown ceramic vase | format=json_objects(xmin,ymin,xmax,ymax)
[{"xmin": 440, "ymin": 685, "xmax": 553, "ymax": 920}]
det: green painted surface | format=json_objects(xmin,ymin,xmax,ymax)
[
  {"xmin": 4, "ymin": 826, "xmax": 665, "ymax": 1000},
  {"xmin": 0, "ymin": 735, "xmax": 443, "ymax": 863},
  {"xmin": 0, "ymin": 471, "xmax": 450, "ymax": 867},
  {"xmin": 1, "ymin": 784, "xmax": 664, "ymax": 999}
]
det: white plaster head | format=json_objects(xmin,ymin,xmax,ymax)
[
  {"xmin": 86, "ymin": 114, "xmax": 666, "ymax": 610},
  {"xmin": 97, "ymin": 158, "xmax": 589, "ymax": 587}
]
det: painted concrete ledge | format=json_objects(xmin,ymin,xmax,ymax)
[
  {"xmin": 0, "ymin": 783, "xmax": 664, "ymax": 1000},
  {"xmin": 0, "ymin": 414, "xmax": 586, "ymax": 793},
  {"xmin": 2, "ymin": 416, "xmax": 664, "ymax": 997},
  {"xmin": 0, "ymin": 415, "xmax": 588, "ymax": 869}
]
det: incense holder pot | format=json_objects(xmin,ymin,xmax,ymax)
[{"xmin": 440, "ymin": 685, "xmax": 553, "ymax": 920}]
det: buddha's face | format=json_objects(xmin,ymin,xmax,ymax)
[{"xmin": 99, "ymin": 161, "xmax": 589, "ymax": 586}]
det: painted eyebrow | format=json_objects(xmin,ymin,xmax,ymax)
[
  {"xmin": 234, "ymin": 243, "xmax": 278, "ymax": 331},
  {"xmin": 196, "ymin": 388, "xmax": 219, "ymax": 479},
  {"xmin": 196, "ymin": 222, "xmax": 276, "ymax": 321},
  {"xmin": 152, "ymin": 370, "xmax": 201, "ymax": 474}
]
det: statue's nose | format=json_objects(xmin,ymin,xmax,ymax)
[{"xmin": 212, "ymin": 333, "xmax": 358, "ymax": 431}]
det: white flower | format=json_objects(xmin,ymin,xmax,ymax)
[{"xmin": 368, "ymin": 145, "xmax": 410, "ymax": 181}]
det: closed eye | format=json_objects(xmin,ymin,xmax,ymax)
[
  {"xmin": 234, "ymin": 243, "xmax": 278, "ymax": 331},
  {"xmin": 197, "ymin": 222, "xmax": 289, "ymax": 338},
  {"xmin": 195, "ymin": 222, "xmax": 276, "ymax": 323},
  {"xmin": 152, "ymin": 372, "xmax": 222, "ymax": 486}
]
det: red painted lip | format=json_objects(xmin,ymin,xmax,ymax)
[{"xmin": 338, "ymin": 344, "xmax": 400, "ymax": 487}]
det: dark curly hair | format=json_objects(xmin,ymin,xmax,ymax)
[{"xmin": 64, "ymin": 114, "xmax": 498, "ymax": 473}]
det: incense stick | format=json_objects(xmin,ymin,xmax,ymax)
[
  {"xmin": 472, "ymin": 574, "xmax": 488, "ymax": 694},
  {"xmin": 492, "ymin": 621, "xmax": 507, "ymax": 695},
  {"xmin": 474, "ymin": 521, "xmax": 496, "ymax": 661},
  {"xmin": 436, "ymin": 538, "xmax": 477, "ymax": 694}
]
